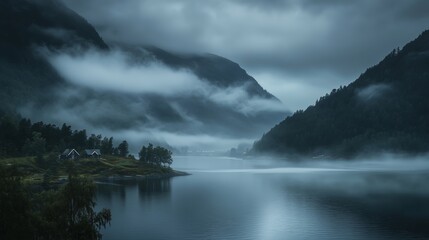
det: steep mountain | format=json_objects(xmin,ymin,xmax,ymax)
[
  {"xmin": 140, "ymin": 46, "xmax": 276, "ymax": 99},
  {"xmin": 0, "ymin": 0, "xmax": 107, "ymax": 49},
  {"xmin": 0, "ymin": 0, "xmax": 108, "ymax": 111},
  {"xmin": 253, "ymin": 30, "xmax": 429, "ymax": 157},
  {"xmin": 0, "ymin": 0, "xmax": 286, "ymax": 147}
]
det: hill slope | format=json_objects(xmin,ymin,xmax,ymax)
[
  {"xmin": 253, "ymin": 30, "xmax": 429, "ymax": 157},
  {"xmin": 0, "ymin": 0, "xmax": 108, "ymax": 112},
  {"xmin": 0, "ymin": 0, "xmax": 286, "ymax": 149}
]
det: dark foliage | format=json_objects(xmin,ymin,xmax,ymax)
[
  {"xmin": 139, "ymin": 143, "xmax": 173, "ymax": 167},
  {"xmin": 0, "ymin": 115, "xmax": 115, "ymax": 158},
  {"xmin": 253, "ymin": 30, "xmax": 429, "ymax": 157},
  {"xmin": 117, "ymin": 140, "xmax": 129, "ymax": 157},
  {"xmin": 0, "ymin": 164, "xmax": 111, "ymax": 239},
  {"xmin": 0, "ymin": 166, "xmax": 33, "ymax": 239}
]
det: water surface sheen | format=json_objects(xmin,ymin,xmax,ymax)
[{"xmin": 96, "ymin": 156, "xmax": 429, "ymax": 240}]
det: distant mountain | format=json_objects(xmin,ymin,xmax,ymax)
[
  {"xmin": 253, "ymin": 30, "xmax": 429, "ymax": 157},
  {"xmin": 0, "ymin": 0, "xmax": 286, "ymax": 147},
  {"xmin": 140, "ymin": 46, "xmax": 276, "ymax": 99}
]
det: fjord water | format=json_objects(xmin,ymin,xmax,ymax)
[{"xmin": 96, "ymin": 156, "xmax": 429, "ymax": 240}]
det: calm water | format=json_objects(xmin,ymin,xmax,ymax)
[{"xmin": 96, "ymin": 156, "xmax": 429, "ymax": 240}]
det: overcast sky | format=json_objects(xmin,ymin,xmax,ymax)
[{"xmin": 62, "ymin": 0, "xmax": 429, "ymax": 111}]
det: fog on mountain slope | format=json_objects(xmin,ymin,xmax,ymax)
[
  {"xmin": 0, "ymin": 0, "xmax": 287, "ymax": 152},
  {"xmin": 63, "ymin": 0, "xmax": 429, "ymax": 111},
  {"xmin": 253, "ymin": 30, "xmax": 429, "ymax": 158}
]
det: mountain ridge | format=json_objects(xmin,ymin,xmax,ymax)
[
  {"xmin": 0, "ymin": 0, "xmax": 287, "ymax": 149},
  {"xmin": 253, "ymin": 29, "xmax": 429, "ymax": 158}
]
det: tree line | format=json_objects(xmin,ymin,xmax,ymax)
[
  {"xmin": 0, "ymin": 115, "xmax": 174, "ymax": 239},
  {"xmin": 0, "ymin": 114, "xmax": 130, "ymax": 158},
  {"xmin": 0, "ymin": 114, "xmax": 174, "ymax": 168}
]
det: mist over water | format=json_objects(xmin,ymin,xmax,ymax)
[{"xmin": 96, "ymin": 155, "xmax": 429, "ymax": 240}]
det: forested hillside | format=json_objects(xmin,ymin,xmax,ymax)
[{"xmin": 253, "ymin": 30, "xmax": 429, "ymax": 157}]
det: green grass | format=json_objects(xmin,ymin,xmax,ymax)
[
  {"xmin": 0, "ymin": 155, "xmax": 178, "ymax": 184},
  {"xmin": 0, "ymin": 156, "xmax": 45, "ymax": 184},
  {"xmin": 1, "ymin": 156, "xmax": 40, "ymax": 169}
]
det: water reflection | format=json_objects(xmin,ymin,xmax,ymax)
[
  {"xmin": 138, "ymin": 178, "xmax": 171, "ymax": 199},
  {"xmin": 96, "ymin": 177, "xmax": 172, "ymax": 202},
  {"xmin": 96, "ymin": 182, "xmax": 127, "ymax": 204},
  {"xmin": 272, "ymin": 171, "xmax": 429, "ymax": 239},
  {"xmin": 95, "ymin": 156, "xmax": 429, "ymax": 240}
]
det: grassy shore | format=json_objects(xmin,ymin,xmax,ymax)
[{"xmin": 0, "ymin": 155, "xmax": 187, "ymax": 184}]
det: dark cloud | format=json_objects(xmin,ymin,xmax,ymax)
[{"xmin": 61, "ymin": 0, "xmax": 429, "ymax": 110}]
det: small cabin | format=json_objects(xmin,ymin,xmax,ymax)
[
  {"xmin": 61, "ymin": 149, "xmax": 80, "ymax": 160},
  {"xmin": 84, "ymin": 149, "xmax": 101, "ymax": 158}
]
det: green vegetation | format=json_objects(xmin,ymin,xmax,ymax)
[
  {"xmin": 117, "ymin": 140, "xmax": 129, "ymax": 157},
  {"xmin": 0, "ymin": 116, "xmax": 183, "ymax": 239},
  {"xmin": 0, "ymin": 114, "xmax": 184, "ymax": 182},
  {"xmin": 0, "ymin": 164, "xmax": 111, "ymax": 239},
  {"xmin": 0, "ymin": 154, "xmax": 180, "ymax": 185},
  {"xmin": 139, "ymin": 143, "xmax": 173, "ymax": 167},
  {"xmin": 0, "ymin": 114, "xmax": 114, "ymax": 158},
  {"xmin": 0, "ymin": 124, "xmax": 181, "ymax": 239},
  {"xmin": 253, "ymin": 30, "xmax": 429, "ymax": 158}
]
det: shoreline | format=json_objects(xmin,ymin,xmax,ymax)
[
  {"xmin": 94, "ymin": 170, "xmax": 190, "ymax": 182},
  {"xmin": 27, "ymin": 170, "xmax": 190, "ymax": 191}
]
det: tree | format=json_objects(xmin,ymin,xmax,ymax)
[
  {"xmin": 22, "ymin": 131, "xmax": 46, "ymax": 156},
  {"xmin": 0, "ymin": 166, "xmax": 33, "ymax": 239},
  {"xmin": 18, "ymin": 118, "xmax": 32, "ymax": 148},
  {"xmin": 146, "ymin": 143, "xmax": 154, "ymax": 163},
  {"xmin": 0, "ymin": 162, "xmax": 112, "ymax": 240},
  {"xmin": 0, "ymin": 116, "xmax": 20, "ymax": 156},
  {"xmin": 60, "ymin": 175, "xmax": 111, "ymax": 239},
  {"xmin": 71, "ymin": 129, "xmax": 87, "ymax": 149},
  {"xmin": 138, "ymin": 143, "xmax": 172, "ymax": 167},
  {"xmin": 100, "ymin": 137, "xmax": 113, "ymax": 155},
  {"xmin": 87, "ymin": 134, "xmax": 102, "ymax": 149},
  {"xmin": 162, "ymin": 149, "xmax": 173, "ymax": 167},
  {"xmin": 117, "ymin": 140, "xmax": 128, "ymax": 157},
  {"xmin": 138, "ymin": 145, "xmax": 147, "ymax": 163},
  {"xmin": 61, "ymin": 123, "xmax": 72, "ymax": 140},
  {"xmin": 156, "ymin": 146, "xmax": 173, "ymax": 167},
  {"xmin": 36, "ymin": 163, "xmax": 112, "ymax": 239},
  {"xmin": 139, "ymin": 143, "xmax": 154, "ymax": 164}
]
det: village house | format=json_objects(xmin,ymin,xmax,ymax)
[
  {"xmin": 83, "ymin": 149, "xmax": 102, "ymax": 158},
  {"xmin": 60, "ymin": 149, "xmax": 80, "ymax": 160}
]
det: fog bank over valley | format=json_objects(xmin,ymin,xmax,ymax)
[{"xmin": 19, "ymin": 46, "xmax": 286, "ymax": 153}]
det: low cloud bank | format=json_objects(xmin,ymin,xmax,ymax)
[
  {"xmin": 27, "ymin": 47, "xmax": 286, "ymax": 151},
  {"xmin": 47, "ymin": 48, "xmax": 204, "ymax": 96},
  {"xmin": 356, "ymin": 83, "xmax": 392, "ymax": 102},
  {"xmin": 63, "ymin": 0, "xmax": 429, "ymax": 110},
  {"xmin": 44, "ymin": 47, "xmax": 285, "ymax": 114}
]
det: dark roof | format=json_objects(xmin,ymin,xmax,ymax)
[
  {"xmin": 84, "ymin": 149, "xmax": 101, "ymax": 155},
  {"xmin": 62, "ymin": 149, "xmax": 80, "ymax": 156}
]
